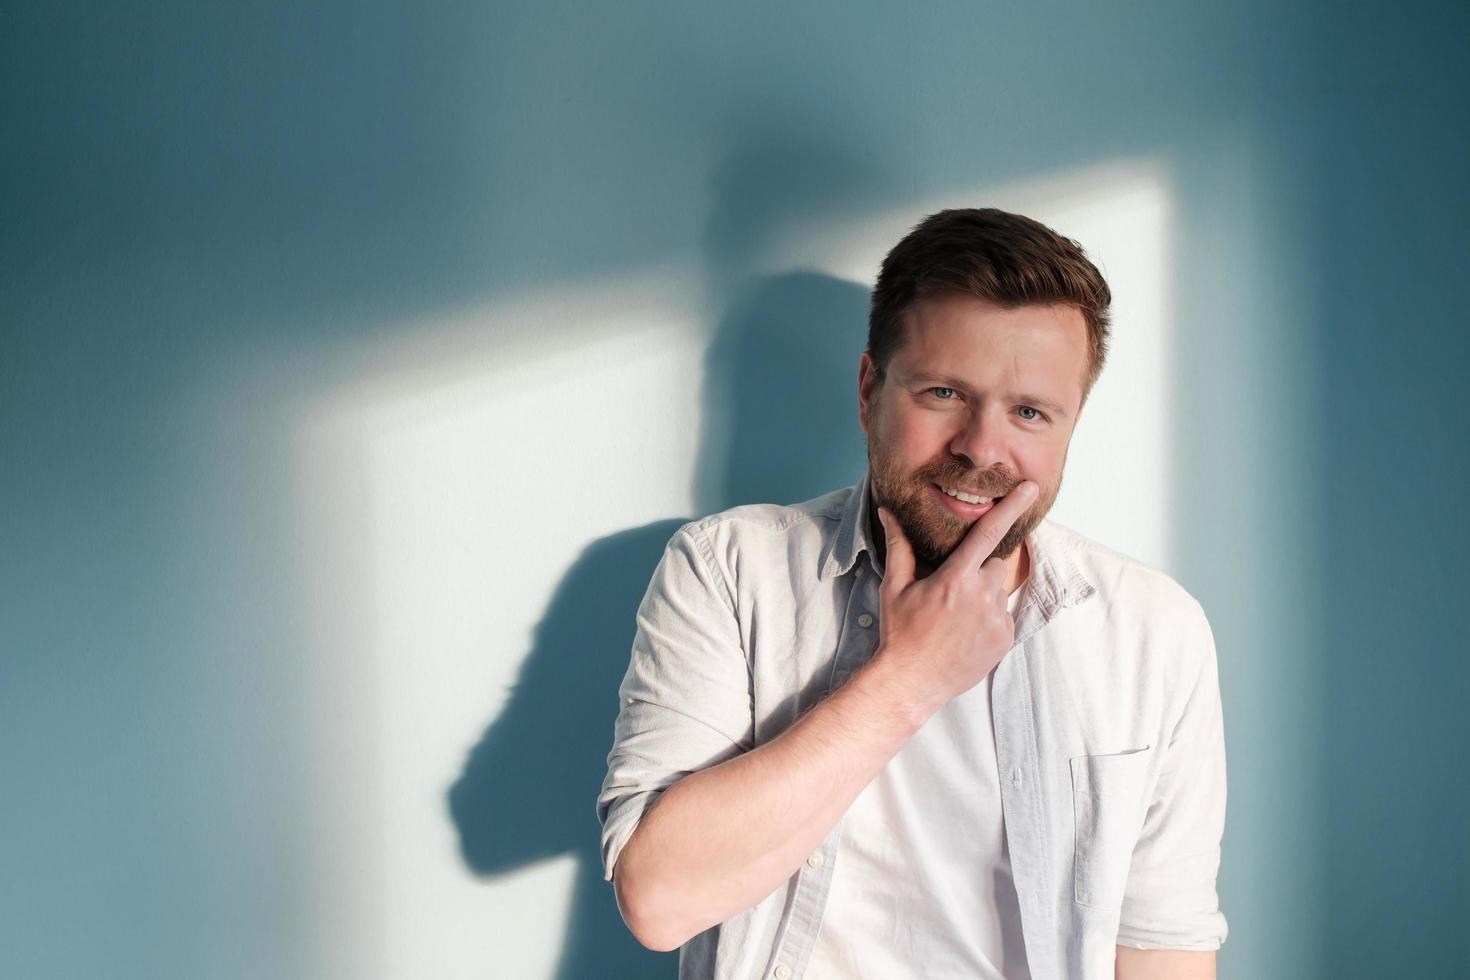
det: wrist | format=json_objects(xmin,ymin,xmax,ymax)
[{"xmin": 853, "ymin": 647, "xmax": 945, "ymax": 732}]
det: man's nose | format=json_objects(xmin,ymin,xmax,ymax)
[{"xmin": 947, "ymin": 406, "xmax": 1012, "ymax": 472}]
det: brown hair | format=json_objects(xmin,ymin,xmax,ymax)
[{"xmin": 867, "ymin": 207, "xmax": 1113, "ymax": 404}]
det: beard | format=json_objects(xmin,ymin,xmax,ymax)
[{"xmin": 866, "ymin": 437, "xmax": 1057, "ymax": 573}]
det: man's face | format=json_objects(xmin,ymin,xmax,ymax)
[{"xmin": 858, "ymin": 293, "xmax": 1090, "ymax": 572}]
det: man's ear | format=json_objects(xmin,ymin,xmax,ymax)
[{"xmin": 858, "ymin": 352, "xmax": 880, "ymax": 434}]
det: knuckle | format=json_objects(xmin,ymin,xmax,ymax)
[{"xmin": 934, "ymin": 579, "xmax": 967, "ymax": 606}]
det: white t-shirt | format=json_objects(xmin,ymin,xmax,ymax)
[{"xmin": 806, "ymin": 578, "xmax": 1032, "ymax": 980}]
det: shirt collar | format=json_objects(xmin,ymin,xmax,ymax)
[{"xmin": 820, "ymin": 470, "xmax": 1097, "ymax": 613}]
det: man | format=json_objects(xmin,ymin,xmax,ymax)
[{"xmin": 597, "ymin": 208, "xmax": 1229, "ymax": 980}]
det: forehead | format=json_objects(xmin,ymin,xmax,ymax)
[{"xmin": 892, "ymin": 295, "xmax": 1088, "ymax": 407}]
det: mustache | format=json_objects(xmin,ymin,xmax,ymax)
[{"xmin": 918, "ymin": 465, "xmax": 1017, "ymax": 497}]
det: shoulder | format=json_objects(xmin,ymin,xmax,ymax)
[
  {"xmin": 1039, "ymin": 520, "xmax": 1220, "ymax": 704},
  {"xmin": 671, "ymin": 484, "xmax": 853, "ymax": 578},
  {"xmin": 679, "ymin": 484, "xmax": 848, "ymax": 539},
  {"xmin": 1040, "ymin": 518, "xmax": 1211, "ymax": 632}
]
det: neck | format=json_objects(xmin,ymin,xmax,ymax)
[{"xmin": 1006, "ymin": 539, "xmax": 1032, "ymax": 595}]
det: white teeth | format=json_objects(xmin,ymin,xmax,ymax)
[{"xmin": 942, "ymin": 486, "xmax": 992, "ymax": 505}]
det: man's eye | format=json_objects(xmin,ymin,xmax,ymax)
[
  {"xmin": 1019, "ymin": 406, "xmax": 1047, "ymax": 422},
  {"xmin": 928, "ymin": 387, "xmax": 958, "ymax": 400}
]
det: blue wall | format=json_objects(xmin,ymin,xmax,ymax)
[
  {"xmin": 4, "ymin": 2, "xmax": 1466, "ymax": 977},
  {"xmin": 1314, "ymin": 6, "xmax": 1470, "ymax": 978}
]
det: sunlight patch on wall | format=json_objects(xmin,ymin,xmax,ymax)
[{"xmin": 293, "ymin": 273, "xmax": 706, "ymax": 978}]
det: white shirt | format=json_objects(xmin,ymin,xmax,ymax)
[
  {"xmin": 598, "ymin": 471, "xmax": 1229, "ymax": 980},
  {"xmin": 806, "ymin": 582, "xmax": 1031, "ymax": 980}
]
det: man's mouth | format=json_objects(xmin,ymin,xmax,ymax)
[
  {"xmin": 937, "ymin": 483, "xmax": 1001, "ymax": 505},
  {"xmin": 931, "ymin": 482, "xmax": 1005, "ymax": 516}
]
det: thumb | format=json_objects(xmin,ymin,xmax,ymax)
[{"xmin": 877, "ymin": 506, "xmax": 914, "ymax": 591}]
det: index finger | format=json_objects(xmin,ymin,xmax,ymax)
[{"xmin": 945, "ymin": 480, "xmax": 1040, "ymax": 573}]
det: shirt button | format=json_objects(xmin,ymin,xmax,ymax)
[
  {"xmin": 774, "ymin": 965, "xmax": 792, "ymax": 980},
  {"xmin": 1010, "ymin": 767, "xmax": 1022, "ymax": 785},
  {"xmin": 857, "ymin": 613, "xmax": 874, "ymax": 628},
  {"xmin": 806, "ymin": 851, "xmax": 825, "ymax": 869}
]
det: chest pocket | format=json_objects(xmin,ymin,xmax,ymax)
[{"xmin": 1069, "ymin": 746, "xmax": 1152, "ymax": 911}]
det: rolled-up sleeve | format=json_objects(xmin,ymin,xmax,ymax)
[
  {"xmin": 1117, "ymin": 598, "xmax": 1230, "ymax": 949},
  {"xmin": 596, "ymin": 522, "xmax": 755, "ymax": 883}
]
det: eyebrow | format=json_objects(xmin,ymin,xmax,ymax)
[{"xmin": 906, "ymin": 372, "xmax": 1071, "ymax": 419}]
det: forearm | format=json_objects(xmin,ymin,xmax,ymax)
[
  {"xmin": 1115, "ymin": 946, "xmax": 1216, "ymax": 980},
  {"xmin": 614, "ymin": 651, "xmax": 935, "ymax": 951}
]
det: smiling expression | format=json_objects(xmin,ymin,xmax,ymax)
[{"xmin": 859, "ymin": 293, "xmax": 1091, "ymax": 573}]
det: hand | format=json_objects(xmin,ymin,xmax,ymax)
[{"xmin": 872, "ymin": 481, "xmax": 1040, "ymax": 711}]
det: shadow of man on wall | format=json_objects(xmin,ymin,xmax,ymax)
[{"xmin": 447, "ymin": 270, "xmax": 870, "ymax": 978}]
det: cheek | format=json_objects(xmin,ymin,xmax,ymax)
[
  {"xmin": 1019, "ymin": 446, "xmax": 1066, "ymax": 484},
  {"xmin": 886, "ymin": 411, "xmax": 948, "ymax": 455}
]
